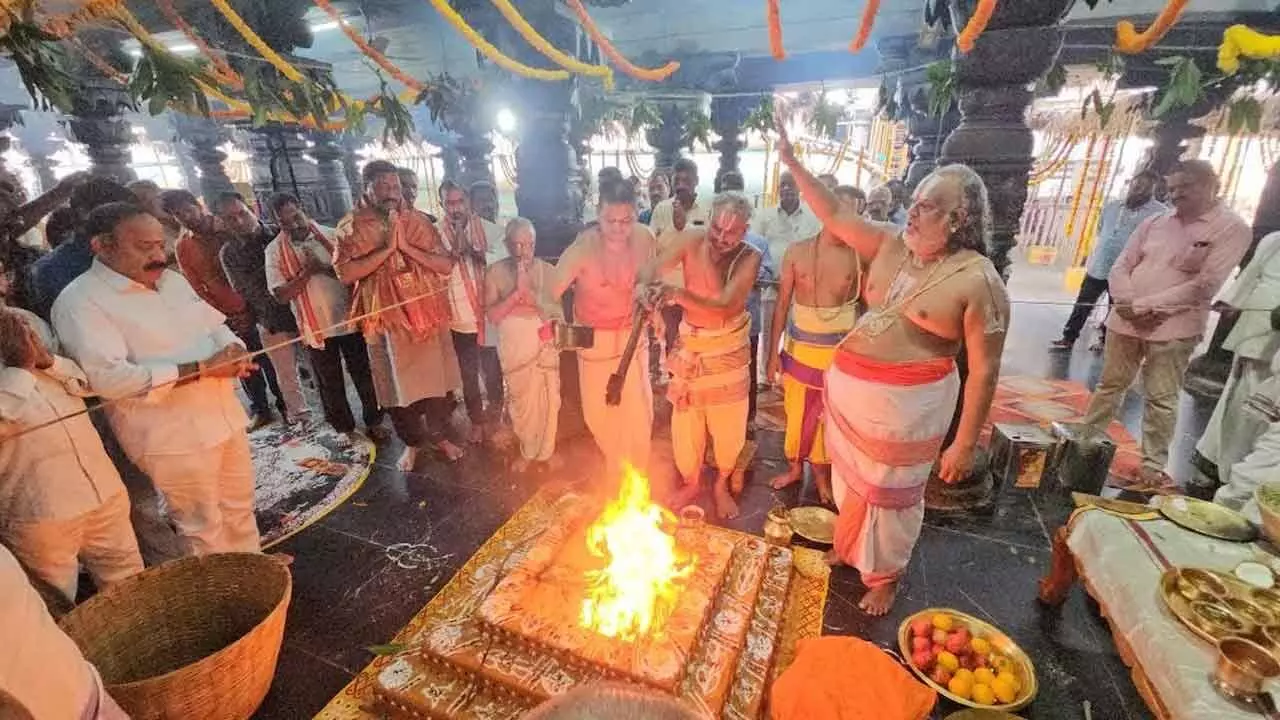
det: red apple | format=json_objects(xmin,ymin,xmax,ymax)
[
  {"xmin": 911, "ymin": 649, "xmax": 933, "ymax": 669},
  {"xmin": 911, "ymin": 619, "xmax": 933, "ymax": 637},
  {"xmin": 953, "ymin": 627, "xmax": 971, "ymax": 645},
  {"xmin": 945, "ymin": 633, "xmax": 967, "ymax": 654},
  {"xmin": 912, "ymin": 637, "xmax": 931, "ymax": 653},
  {"xmin": 932, "ymin": 629, "xmax": 949, "ymax": 646}
]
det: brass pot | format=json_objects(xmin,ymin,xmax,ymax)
[
  {"xmin": 763, "ymin": 507, "xmax": 793, "ymax": 547},
  {"xmin": 1215, "ymin": 637, "xmax": 1280, "ymax": 700}
]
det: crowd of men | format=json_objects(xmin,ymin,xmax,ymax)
[{"xmin": 0, "ymin": 114, "xmax": 1276, "ymax": 716}]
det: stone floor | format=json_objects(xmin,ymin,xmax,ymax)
[{"xmin": 254, "ymin": 262, "xmax": 1218, "ymax": 719}]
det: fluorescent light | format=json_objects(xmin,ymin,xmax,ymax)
[
  {"xmin": 309, "ymin": 20, "xmax": 340, "ymax": 32},
  {"xmin": 126, "ymin": 42, "xmax": 197, "ymax": 57},
  {"xmin": 496, "ymin": 108, "xmax": 516, "ymax": 134}
]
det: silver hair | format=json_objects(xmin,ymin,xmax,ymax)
[
  {"xmin": 930, "ymin": 163, "xmax": 991, "ymax": 256},
  {"xmin": 710, "ymin": 192, "xmax": 753, "ymax": 224},
  {"xmin": 503, "ymin": 216, "xmax": 535, "ymax": 251}
]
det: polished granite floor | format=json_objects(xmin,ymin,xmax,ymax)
[{"xmin": 254, "ymin": 265, "xmax": 1218, "ymax": 719}]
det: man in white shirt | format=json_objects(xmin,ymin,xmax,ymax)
[
  {"xmin": 439, "ymin": 180, "xmax": 505, "ymax": 443},
  {"xmin": 649, "ymin": 160, "xmax": 709, "ymax": 366},
  {"xmin": 52, "ymin": 202, "xmax": 261, "ymax": 556},
  {"xmin": 266, "ymin": 193, "xmax": 384, "ymax": 443},
  {"xmin": 0, "ymin": 309, "xmax": 143, "ymax": 603},
  {"xmin": 0, "ymin": 543, "xmax": 129, "ymax": 719},
  {"xmin": 753, "ymin": 171, "xmax": 822, "ymax": 267}
]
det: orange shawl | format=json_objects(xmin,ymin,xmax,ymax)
[{"xmin": 771, "ymin": 636, "xmax": 936, "ymax": 720}]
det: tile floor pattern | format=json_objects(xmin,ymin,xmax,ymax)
[{"xmin": 253, "ymin": 291, "xmax": 1219, "ymax": 719}]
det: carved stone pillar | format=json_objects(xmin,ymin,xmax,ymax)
[
  {"xmin": 173, "ymin": 115, "xmax": 235, "ymax": 207},
  {"xmin": 339, "ymin": 132, "xmax": 365, "ymax": 195},
  {"xmin": 448, "ymin": 109, "xmax": 495, "ymax": 191},
  {"xmin": 647, "ymin": 103, "xmax": 687, "ymax": 175},
  {"xmin": 904, "ymin": 88, "xmax": 961, "ymax": 189},
  {"xmin": 440, "ymin": 146, "xmax": 462, "ymax": 180},
  {"xmin": 939, "ymin": 0, "xmax": 1075, "ymax": 281},
  {"xmin": 309, "ymin": 130, "xmax": 354, "ymax": 220},
  {"xmin": 711, "ymin": 96, "xmax": 753, "ymax": 187},
  {"xmin": 66, "ymin": 80, "xmax": 136, "ymax": 183},
  {"xmin": 1139, "ymin": 105, "xmax": 1208, "ymax": 178},
  {"xmin": 245, "ymin": 125, "xmax": 346, "ymax": 225}
]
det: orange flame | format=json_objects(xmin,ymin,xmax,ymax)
[{"xmin": 580, "ymin": 465, "xmax": 695, "ymax": 640}]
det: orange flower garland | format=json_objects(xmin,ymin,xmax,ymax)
[
  {"xmin": 766, "ymin": 0, "xmax": 785, "ymax": 60},
  {"xmin": 956, "ymin": 0, "xmax": 997, "ymax": 53},
  {"xmin": 313, "ymin": 0, "xmax": 426, "ymax": 92},
  {"xmin": 848, "ymin": 0, "xmax": 879, "ymax": 53},
  {"xmin": 155, "ymin": 0, "xmax": 243, "ymax": 89},
  {"xmin": 565, "ymin": 0, "xmax": 679, "ymax": 81},
  {"xmin": 1115, "ymin": 0, "xmax": 1188, "ymax": 54}
]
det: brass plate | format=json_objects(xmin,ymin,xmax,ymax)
[
  {"xmin": 1159, "ymin": 496, "xmax": 1257, "ymax": 542},
  {"xmin": 789, "ymin": 506, "xmax": 836, "ymax": 545},
  {"xmin": 898, "ymin": 608, "xmax": 1038, "ymax": 712},
  {"xmin": 1071, "ymin": 492, "xmax": 1160, "ymax": 520},
  {"xmin": 1160, "ymin": 567, "xmax": 1262, "ymax": 645}
]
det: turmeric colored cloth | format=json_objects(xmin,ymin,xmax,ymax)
[
  {"xmin": 825, "ymin": 351, "xmax": 959, "ymax": 587},
  {"xmin": 781, "ymin": 302, "xmax": 859, "ymax": 465},
  {"xmin": 669, "ymin": 313, "xmax": 752, "ymax": 478},
  {"xmin": 334, "ymin": 207, "xmax": 459, "ymax": 408},
  {"xmin": 578, "ymin": 324, "xmax": 653, "ymax": 477},
  {"xmin": 771, "ymin": 636, "xmax": 936, "ymax": 720}
]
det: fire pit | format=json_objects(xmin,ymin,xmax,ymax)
[{"xmin": 371, "ymin": 468, "xmax": 804, "ymax": 719}]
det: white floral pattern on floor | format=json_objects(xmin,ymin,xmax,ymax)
[{"xmin": 250, "ymin": 418, "xmax": 375, "ymax": 549}]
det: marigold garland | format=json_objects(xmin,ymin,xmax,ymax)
[
  {"xmin": 490, "ymin": 0, "xmax": 613, "ymax": 87},
  {"xmin": 155, "ymin": 0, "xmax": 242, "ymax": 90},
  {"xmin": 1217, "ymin": 24, "xmax": 1280, "ymax": 75},
  {"xmin": 1114, "ymin": 0, "xmax": 1187, "ymax": 54},
  {"xmin": 766, "ymin": 0, "xmax": 785, "ymax": 60},
  {"xmin": 426, "ymin": 0, "xmax": 570, "ymax": 82},
  {"xmin": 848, "ymin": 0, "xmax": 879, "ymax": 53},
  {"xmin": 565, "ymin": 0, "xmax": 679, "ymax": 82},
  {"xmin": 208, "ymin": 0, "xmax": 306, "ymax": 83},
  {"xmin": 312, "ymin": 0, "xmax": 426, "ymax": 92},
  {"xmin": 956, "ymin": 0, "xmax": 997, "ymax": 54}
]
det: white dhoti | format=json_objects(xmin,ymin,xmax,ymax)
[
  {"xmin": 1198, "ymin": 355, "xmax": 1273, "ymax": 482},
  {"xmin": 133, "ymin": 433, "xmax": 260, "ymax": 555},
  {"xmin": 578, "ymin": 324, "xmax": 653, "ymax": 478},
  {"xmin": 825, "ymin": 351, "xmax": 960, "ymax": 586},
  {"xmin": 497, "ymin": 314, "xmax": 561, "ymax": 462},
  {"xmin": 1235, "ymin": 418, "xmax": 1280, "ymax": 524},
  {"xmin": 668, "ymin": 313, "xmax": 752, "ymax": 479}
]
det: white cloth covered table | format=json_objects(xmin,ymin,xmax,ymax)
[{"xmin": 1066, "ymin": 508, "xmax": 1274, "ymax": 720}]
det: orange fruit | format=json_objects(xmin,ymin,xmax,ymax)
[
  {"xmin": 997, "ymin": 670, "xmax": 1022, "ymax": 692},
  {"xmin": 936, "ymin": 650, "xmax": 960, "ymax": 672},
  {"xmin": 992, "ymin": 675, "xmax": 1018, "ymax": 704},
  {"xmin": 953, "ymin": 668, "xmax": 974, "ymax": 684},
  {"xmin": 970, "ymin": 637, "xmax": 991, "ymax": 655},
  {"xmin": 931, "ymin": 613, "xmax": 954, "ymax": 632},
  {"xmin": 971, "ymin": 683, "xmax": 996, "ymax": 706},
  {"xmin": 947, "ymin": 674, "xmax": 973, "ymax": 699},
  {"xmin": 973, "ymin": 668, "xmax": 996, "ymax": 686}
]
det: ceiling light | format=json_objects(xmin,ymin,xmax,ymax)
[
  {"xmin": 309, "ymin": 20, "xmax": 340, "ymax": 32},
  {"xmin": 496, "ymin": 108, "xmax": 516, "ymax": 134}
]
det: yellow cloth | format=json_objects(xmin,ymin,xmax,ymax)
[
  {"xmin": 782, "ymin": 303, "xmax": 857, "ymax": 464},
  {"xmin": 577, "ymin": 325, "xmax": 653, "ymax": 478},
  {"xmin": 669, "ymin": 314, "xmax": 752, "ymax": 477},
  {"xmin": 771, "ymin": 636, "xmax": 936, "ymax": 720}
]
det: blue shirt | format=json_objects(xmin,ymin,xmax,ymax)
[
  {"xmin": 745, "ymin": 231, "xmax": 775, "ymax": 335},
  {"xmin": 638, "ymin": 208, "xmax": 653, "ymax": 225},
  {"xmin": 29, "ymin": 237, "xmax": 95, "ymax": 320},
  {"xmin": 1086, "ymin": 198, "xmax": 1166, "ymax": 279}
]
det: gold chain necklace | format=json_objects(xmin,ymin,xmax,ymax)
[{"xmin": 811, "ymin": 234, "xmax": 860, "ymax": 322}]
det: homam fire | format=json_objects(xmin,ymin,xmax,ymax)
[{"xmin": 373, "ymin": 468, "xmax": 803, "ymax": 719}]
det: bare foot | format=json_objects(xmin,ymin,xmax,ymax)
[
  {"xmin": 669, "ymin": 480, "xmax": 703, "ymax": 509},
  {"xmin": 770, "ymin": 462, "xmax": 803, "ymax": 490},
  {"xmin": 435, "ymin": 439, "xmax": 464, "ymax": 462},
  {"xmin": 713, "ymin": 481, "xmax": 739, "ymax": 520},
  {"xmin": 824, "ymin": 549, "xmax": 846, "ymax": 567},
  {"xmin": 814, "ymin": 464, "xmax": 834, "ymax": 505},
  {"xmin": 397, "ymin": 445, "xmax": 418, "ymax": 471},
  {"xmin": 859, "ymin": 580, "xmax": 899, "ymax": 616},
  {"xmin": 729, "ymin": 468, "xmax": 746, "ymax": 496}
]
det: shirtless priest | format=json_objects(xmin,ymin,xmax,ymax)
[
  {"xmin": 641, "ymin": 193, "xmax": 762, "ymax": 520},
  {"xmin": 545, "ymin": 181, "xmax": 657, "ymax": 480},
  {"xmin": 765, "ymin": 187, "xmax": 864, "ymax": 504},
  {"xmin": 776, "ymin": 119, "xmax": 1009, "ymax": 615}
]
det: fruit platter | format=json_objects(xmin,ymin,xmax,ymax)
[{"xmin": 897, "ymin": 608, "xmax": 1038, "ymax": 712}]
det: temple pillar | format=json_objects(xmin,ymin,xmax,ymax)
[
  {"xmin": 339, "ymin": 132, "xmax": 366, "ymax": 197},
  {"xmin": 173, "ymin": 115, "xmax": 235, "ymax": 207},
  {"xmin": 904, "ymin": 88, "xmax": 961, "ymax": 189},
  {"xmin": 309, "ymin": 130, "xmax": 354, "ymax": 220},
  {"xmin": 938, "ymin": 0, "xmax": 1075, "ymax": 281},
  {"xmin": 711, "ymin": 96, "xmax": 753, "ymax": 188},
  {"xmin": 66, "ymin": 80, "xmax": 136, "ymax": 183},
  {"xmin": 246, "ymin": 125, "xmax": 346, "ymax": 225},
  {"xmin": 440, "ymin": 146, "xmax": 462, "ymax": 180},
  {"xmin": 1139, "ymin": 107, "xmax": 1206, "ymax": 178},
  {"xmin": 647, "ymin": 103, "xmax": 686, "ymax": 175}
]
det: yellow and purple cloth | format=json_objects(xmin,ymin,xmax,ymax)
[{"xmin": 779, "ymin": 303, "xmax": 858, "ymax": 465}]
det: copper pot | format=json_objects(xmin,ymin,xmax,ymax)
[{"xmin": 1215, "ymin": 637, "xmax": 1280, "ymax": 700}]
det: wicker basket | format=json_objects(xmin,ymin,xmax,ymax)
[{"xmin": 59, "ymin": 553, "xmax": 292, "ymax": 720}]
